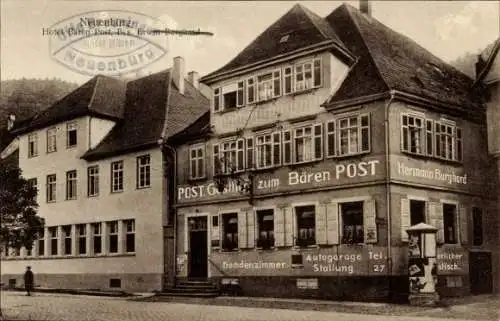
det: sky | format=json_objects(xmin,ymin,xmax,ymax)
[{"xmin": 1, "ymin": 0, "xmax": 499, "ymax": 85}]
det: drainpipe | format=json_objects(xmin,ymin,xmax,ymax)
[
  {"xmin": 384, "ymin": 92, "xmax": 395, "ymax": 298},
  {"xmin": 160, "ymin": 141, "xmax": 177, "ymax": 289}
]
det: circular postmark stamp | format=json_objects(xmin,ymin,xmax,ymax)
[{"xmin": 45, "ymin": 10, "xmax": 170, "ymax": 77}]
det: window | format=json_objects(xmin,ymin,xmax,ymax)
[
  {"xmin": 46, "ymin": 127, "xmax": 57, "ymax": 153},
  {"xmin": 27, "ymin": 178, "xmax": 37, "ymax": 192},
  {"xmin": 67, "ymin": 122, "xmax": 77, "ymax": 147},
  {"xmin": 435, "ymin": 121, "xmax": 462, "ymax": 162},
  {"xmin": 28, "ymin": 133, "xmax": 38, "ymax": 158},
  {"xmin": 296, "ymin": 205, "xmax": 315, "ymax": 247},
  {"xmin": 341, "ymin": 202, "xmax": 364, "ymax": 244},
  {"xmin": 108, "ymin": 221, "xmax": 118, "ymax": 253},
  {"xmin": 246, "ymin": 137, "xmax": 254, "ymax": 169},
  {"xmin": 294, "ymin": 59, "xmax": 321, "ymax": 92},
  {"xmin": 443, "ymin": 203, "xmax": 458, "ymax": 244},
  {"xmin": 213, "ymin": 88, "xmax": 221, "ymax": 112},
  {"xmin": 237, "ymin": 81, "xmax": 244, "ymax": 107},
  {"xmin": 77, "ymin": 224, "xmax": 86, "ymax": 255},
  {"xmin": 283, "ymin": 67, "xmax": 292, "ymax": 94},
  {"xmin": 256, "ymin": 209, "xmax": 274, "ymax": 249},
  {"xmin": 326, "ymin": 120, "xmax": 336, "ymax": 157},
  {"xmin": 37, "ymin": 230, "xmax": 45, "ymax": 256},
  {"xmin": 222, "ymin": 84, "xmax": 237, "ymax": 110},
  {"xmin": 46, "ymin": 174, "xmax": 56, "ymax": 202},
  {"xmin": 247, "ymin": 78, "xmax": 255, "ymax": 104},
  {"xmin": 222, "ymin": 213, "xmax": 238, "ymax": 251},
  {"xmin": 401, "ymin": 115, "xmax": 425, "ymax": 155},
  {"xmin": 137, "ymin": 155, "xmax": 151, "ymax": 188},
  {"xmin": 109, "ymin": 278, "xmax": 121, "ymax": 288},
  {"xmin": 410, "ymin": 200, "xmax": 426, "ymax": 226},
  {"xmin": 63, "ymin": 225, "xmax": 72, "ymax": 255},
  {"xmin": 49, "ymin": 227, "xmax": 58, "ymax": 255},
  {"xmin": 338, "ymin": 114, "xmax": 370, "ymax": 156},
  {"xmin": 218, "ymin": 139, "xmax": 244, "ymax": 174},
  {"xmin": 294, "ymin": 124, "xmax": 322, "ymax": 163},
  {"xmin": 282, "ymin": 130, "xmax": 292, "ymax": 165},
  {"xmin": 472, "ymin": 207, "xmax": 483, "ymax": 246},
  {"xmin": 87, "ymin": 166, "xmax": 99, "ymax": 197},
  {"xmin": 256, "ymin": 133, "xmax": 281, "ymax": 169},
  {"xmin": 426, "ymin": 120, "xmax": 433, "ymax": 156},
  {"xmin": 12, "ymin": 248, "xmax": 20, "ymax": 257},
  {"xmin": 189, "ymin": 146, "xmax": 205, "ymax": 179},
  {"xmin": 26, "ymin": 246, "xmax": 32, "ymax": 257},
  {"xmin": 92, "ymin": 223, "xmax": 102, "ymax": 254},
  {"xmin": 124, "ymin": 220, "xmax": 135, "ymax": 253},
  {"xmin": 66, "ymin": 170, "xmax": 77, "ymax": 200},
  {"xmin": 111, "ymin": 161, "xmax": 124, "ymax": 192}
]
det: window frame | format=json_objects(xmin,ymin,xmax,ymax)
[
  {"xmin": 46, "ymin": 174, "xmax": 57, "ymax": 203},
  {"xmin": 294, "ymin": 204, "xmax": 316, "ymax": 247},
  {"xmin": 434, "ymin": 119, "xmax": 462, "ymax": 162},
  {"xmin": 221, "ymin": 212, "xmax": 239, "ymax": 251},
  {"xmin": 66, "ymin": 170, "xmax": 77, "ymax": 200},
  {"xmin": 442, "ymin": 202, "xmax": 458, "ymax": 245},
  {"xmin": 337, "ymin": 113, "xmax": 370, "ymax": 157},
  {"xmin": 340, "ymin": 201, "xmax": 365, "ymax": 245},
  {"xmin": 189, "ymin": 144, "xmax": 206, "ymax": 180},
  {"xmin": 92, "ymin": 223, "xmax": 102, "ymax": 255},
  {"xmin": 124, "ymin": 219, "xmax": 135, "ymax": 253},
  {"xmin": 294, "ymin": 58, "xmax": 322, "ymax": 92},
  {"xmin": 37, "ymin": 230, "xmax": 45, "ymax": 256},
  {"xmin": 87, "ymin": 165, "xmax": 99, "ymax": 197},
  {"xmin": 77, "ymin": 224, "xmax": 87, "ymax": 255},
  {"xmin": 107, "ymin": 221, "xmax": 119, "ymax": 254},
  {"xmin": 66, "ymin": 121, "xmax": 78, "ymax": 148},
  {"xmin": 293, "ymin": 123, "xmax": 323, "ymax": 164},
  {"xmin": 46, "ymin": 127, "xmax": 57, "ymax": 153},
  {"xmin": 401, "ymin": 114, "xmax": 426, "ymax": 155},
  {"xmin": 111, "ymin": 161, "xmax": 124, "ymax": 193},
  {"xmin": 255, "ymin": 208, "xmax": 275, "ymax": 250},
  {"xmin": 27, "ymin": 133, "xmax": 38, "ymax": 158},
  {"xmin": 49, "ymin": 227, "xmax": 58, "ymax": 256},
  {"xmin": 136, "ymin": 154, "xmax": 151, "ymax": 189},
  {"xmin": 62, "ymin": 225, "xmax": 72, "ymax": 256}
]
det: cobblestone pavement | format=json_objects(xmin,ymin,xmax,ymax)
[{"xmin": 0, "ymin": 291, "xmax": 494, "ymax": 321}]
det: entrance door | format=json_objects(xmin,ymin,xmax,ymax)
[
  {"xmin": 188, "ymin": 216, "xmax": 208, "ymax": 279},
  {"xmin": 469, "ymin": 251, "xmax": 493, "ymax": 294}
]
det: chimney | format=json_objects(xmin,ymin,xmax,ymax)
[
  {"xmin": 172, "ymin": 56, "xmax": 185, "ymax": 94},
  {"xmin": 188, "ymin": 71, "xmax": 199, "ymax": 90},
  {"xmin": 359, "ymin": 0, "xmax": 372, "ymax": 16},
  {"xmin": 7, "ymin": 114, "xmax": 15, "ymax": 131}
]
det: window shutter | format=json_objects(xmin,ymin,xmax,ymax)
[
  {"xmin": 315, "ymin": 204, "xmax": 327, "ymax": 245},
  {"xmin": 400, "ymin": 198, "xmax": 410, "ymax": 242},
  {"xmin": 363, "ymin": 199, "xmax": 377, "ymax": 243},
  {"xmin": 274, "ymin": 208, "xmax": 285, "ymax": 247},
  {"xmin": 459, "ymin": 205, "xmax": 468, "ymax": 245},
  {"xmin": 326, "ymin": 202, "xmax": 339, "ymax": 245},
  {"xmin": 247, "ymin": 210, "xmax": 255, "ymax": 248},
  {"xmin": 211, "ymin": 215, "xmax": 220, "ymax": 247},
  {"xmin": 430, "ymin": 202, "xmax": 444, "ymax": 244},
  {"xmin": 284, "ymin": 207, "xmax": 294, "ymax": 246},
  {"xmin": 213, "ymin": 144, "xmax": 220, "ymax": 175},
  {"xmin": 238, "ymin": 211, "xmax": 248, "ymax": 249}
]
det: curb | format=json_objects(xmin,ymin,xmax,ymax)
[{"xmin": 1, "ymin": 287, "xmax": 134, "ymax": 298}]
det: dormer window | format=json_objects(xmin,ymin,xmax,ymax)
[
  {"xmin": 279, "ymin": 34, "xmax": 289, "ymax": 43},
  {"xmin": 67, "ymin": 122, "xmax": 78, "ymax": 148},
  {"xmin": 295, "ymin": 59, "xmax": 322, "ymax": 92}
]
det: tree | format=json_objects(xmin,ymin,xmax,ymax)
[{"xmin": 0, "ymin": 161, "xmax": 44, "ymax": 252}]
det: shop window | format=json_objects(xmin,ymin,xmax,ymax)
[
  {"xmin": 410, "ymin": 200, "xmax": 426, "ymax": 226},
  {"xmin": 295, "ymin": 205, "xmax": 315, "ymax": 247},
  {"xmin": 124, "ymin": 220, "xmax": 135, "ymax": 253},
  {"xmin": 92, "ymin": 223, "xmax": 102, "ymax": 254},
  {"xmin": 66, "ymin": 122, "xmax": 78, "ymax": 148},
  {"xmin": 341, "ymin": 202, "xmax": 364, "ymax": 244},
  {"xmin": 63, "ymin": 225, "xmax": 72, "ymax": 255},
  {"xmin": 189, "ymin": 145, "xmax": 205, "ymax": 179},
  {"xmin": 472, "ymin": 207, "xmax": 483, "ymax": 246},
  {"xmin": 77, "ymin": 224, "xmax": 86, "ymax": 255},
  {"xmin": 28, "ymin": 133, "xmax": 38, "ymax": 158},
  {"xmin": 222, "ymin": 213, "xmax": 238, "ymax": 251},
  {"xmin": 338, "ymin": 114, "xmax": 370, "ymax": 156},
  {"xmin": 443, "ymin": 203, "xmax": 458, "ymax": 244},
  {"xmin": 49, "ymin": 227, "xmax": 58, "ymax": 255},
  {"xmin": 256, "ymin": 209, "xmax": 274, "ymax": 249},
  {"xmin": 108, "ymin": 221, "xmax": 119, "ymax": 253}
]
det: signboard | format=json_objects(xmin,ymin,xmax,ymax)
[{"xmin": 177, "ymin": 157, "xmax": 384, "ymax": 204}]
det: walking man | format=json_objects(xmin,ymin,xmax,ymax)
[{"xmin": 23, "ymin": 266, "xmax": 34, "ymax": 296}]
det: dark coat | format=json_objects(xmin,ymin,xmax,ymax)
[{"xmin": 24, "ymin": 270, "xmax": 34, "ymax": 288}]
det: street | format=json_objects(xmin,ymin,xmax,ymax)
[{"xmin": 0, "ymin": 291, "xmax": 488, "ymax": 321}]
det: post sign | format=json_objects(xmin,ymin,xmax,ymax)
[{"xmin": 177, "ymin": 157, "xmax": 384, "ymax": 204}]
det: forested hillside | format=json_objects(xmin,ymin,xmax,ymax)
[{"xmin": 0, "ymin": 78, "xmax": 79, "ymax": 150}]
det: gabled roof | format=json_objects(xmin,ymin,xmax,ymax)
[
  {"xmin": 474, "ymin": 38, "xmax": 500, "ymax": 85},
  {"xmin": 12, "ymin": 76, "xmax": 126, "ymax": 135},
  {"xmin": 201, "ymin": 4, "xmax": 353, "ymax": 82},
  {"xmin": 324, "ymin": 4, "xmax": 481, "ymax": 110},
  {"xmin": 82, "ymin": 71, "xmax": 210, "ymax": 160}
]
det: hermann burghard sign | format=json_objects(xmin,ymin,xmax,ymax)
[{"xmin": 177, "ymin": 158, "xmax": 382, "ymax": 202}]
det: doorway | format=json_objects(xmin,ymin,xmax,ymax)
[
  {"xmin": 469, "ymin": 251, "xmax": 493, "ymax": 294},
  {"xmin": 188, "ymin": 216, "xmax": 208, "ymax": 279}
]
